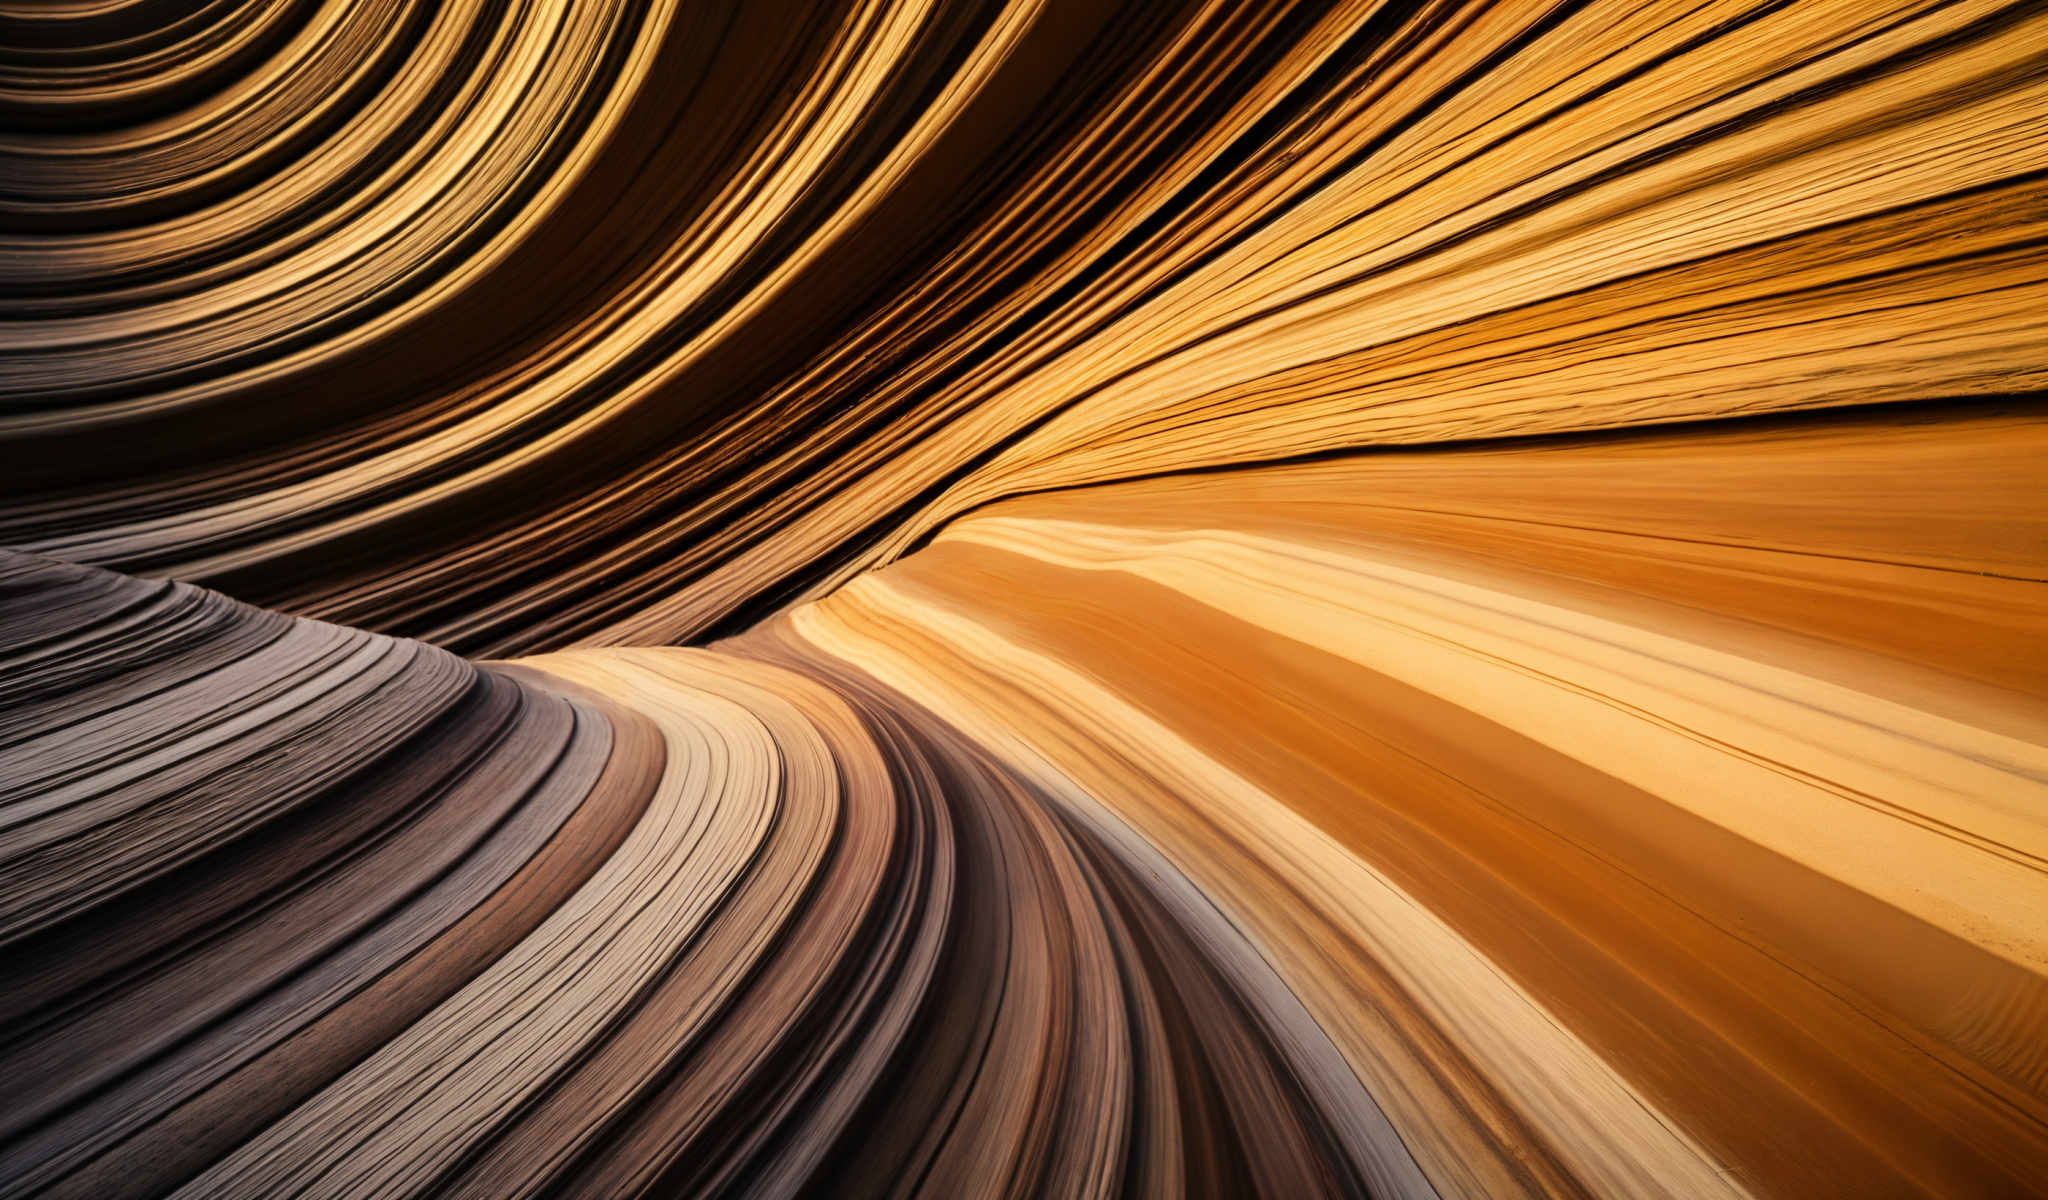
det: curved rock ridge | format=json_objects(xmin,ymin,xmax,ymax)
[
  {"xmin": 0, "ymin": 0, "xmax": 2042, "ymax": 654},
  {"xmin": 3, "ymin": 401, "xmax": 2046, "ymax": 1196},
  {"xmin": 0, "ymin": 551, "xmax": 656, "ymax": 1196},
  {"xmin": 2, "ymin": 0, "xmax": 2047, "ymax": 1195},
  {"xmin": 0, "ymin": 550, "xmax": 1411, "ymax": 1198}
]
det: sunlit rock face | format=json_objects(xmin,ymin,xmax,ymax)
[{"xmin": 1, "ymin": 0, "xmax": 2044, "ymax": 1195}]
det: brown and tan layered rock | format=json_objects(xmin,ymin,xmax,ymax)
[{"xmin": 1, "ymin": 0, "xmax": 2045, "ymax": 1194}]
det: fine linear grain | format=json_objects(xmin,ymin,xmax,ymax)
[{"xmin": 2, "ymin": 0, "xmax": 2045, "ymax": 1195}]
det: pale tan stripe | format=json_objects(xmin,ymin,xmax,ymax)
[
  {"xmin": 176, "ymin": 650, "xmax": 784, "ymax": 1198},
  {"xmin": 945, "ymin": 515, "xmax": 2048, "ymax": 971},
  {"xmin": 793, "ymin": 577, "xmax": 1751, "ymax": 1200}
]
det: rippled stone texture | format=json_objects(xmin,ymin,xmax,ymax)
[
  {"xmin": 1, "ymin": 0, "xmax": 2045, "ymax": 1196},
  {"xmin": 0, "ymin": 551, "xmax": 1401, "ymax": 1198}
]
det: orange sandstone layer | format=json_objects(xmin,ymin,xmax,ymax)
[
  {"xmin": 759, "ymin": 406, "xmax": 2048, "ymax": 1196},
  {"xmin": 2, "ymin": 0, "xmax": 2045, "ymax": 1194}
]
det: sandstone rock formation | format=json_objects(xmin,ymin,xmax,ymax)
[{"xmin": 1, "ymin": 0, "xmax": 2044, "ymax": 1195}]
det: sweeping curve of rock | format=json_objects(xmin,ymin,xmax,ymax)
[{"xmin": 1, "ymin": 0, "xmax": 2044, "ymax": 1196}]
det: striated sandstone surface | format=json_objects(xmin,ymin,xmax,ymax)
[{"xmin": 2, "ymin": 0, "xmax": 2045, "ymax": 1195}]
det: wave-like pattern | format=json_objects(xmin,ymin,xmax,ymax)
[
  {"xmin": 2, "ymin": 0, "xmax": 2046, "ymax": 1196},
  {"xmin": 3, "ymin": 0, "xmax": 2044, "ymax": 652},
  {"xmin": 0, "ymin": 550, "xmax": 1406, "ymax": 1197}
]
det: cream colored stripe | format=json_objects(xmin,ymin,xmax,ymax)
[
  {"xmin": 177, "ymin": 652, "xmax": 781, "ymax": 1198},
  {"xmin": 944, "ymin": 515, "xmax": 2048, "ymax": 971},
  {"xmin": 793, "ymin": 578, "xmax": 1750, "ymax": 1200}
]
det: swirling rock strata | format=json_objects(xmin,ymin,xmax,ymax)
[
  {"xmin": 1, "ymin": 0, "xmax": 2042, "ymax": 654},
  {"xmin": 0, "ymin": 551, "xmax": 1406, "ymax": 1197},
  {"xmin": 4, "ymin": 401, "xmax": 2045, "ymax": 1196},
  {"xmin": 765, "ymin": 405, "xmax": 2048, "ymax": 1197},
  {"xmin": 2, "ymin": 0, "xmax": 2046, "ymax": 1195}
]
